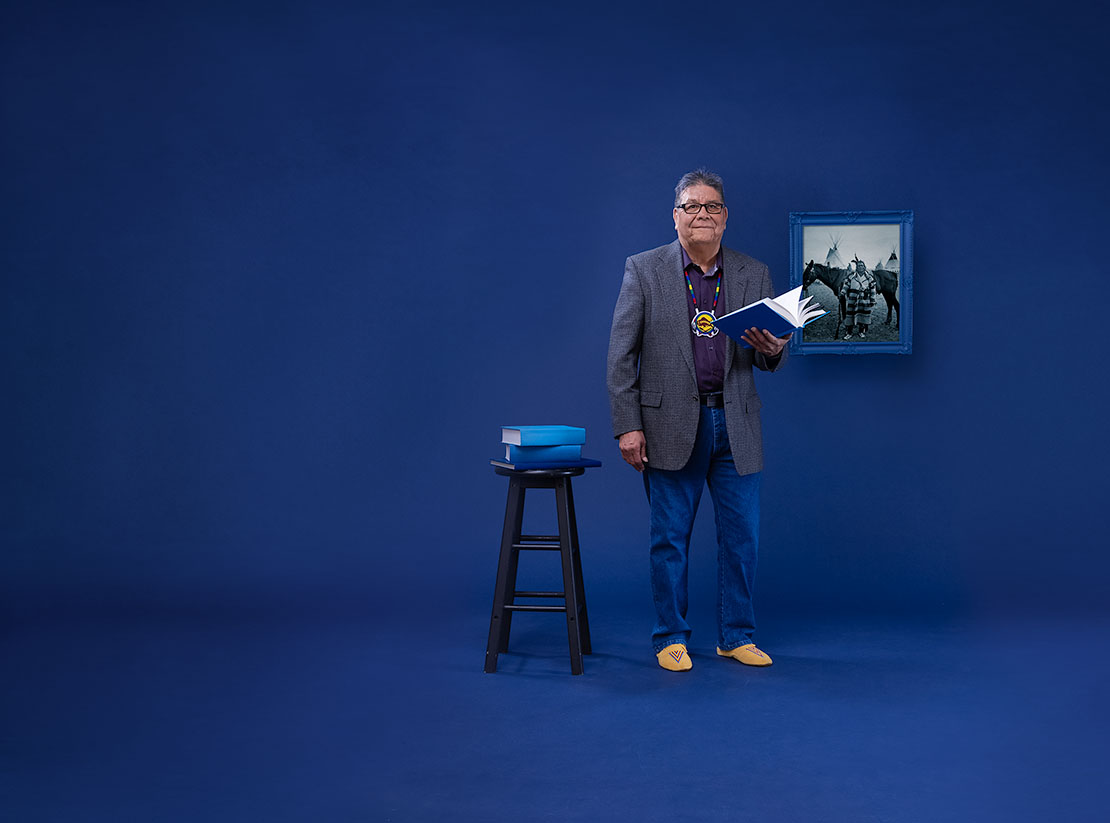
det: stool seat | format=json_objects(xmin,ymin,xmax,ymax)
[
  {"xmin": 484, "ymin": 463, "xmax": 597, "ymax": 675},
  {"xmin": 493, "ymin": 466, "xmax": 586, "ymax": 478}
]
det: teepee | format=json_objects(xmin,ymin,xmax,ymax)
[
  {"xmin": 884, "ymin": 249, "xmax": 900, "ymax": 273},
  {"xmin": 874, "ymin": 258, "xmax": 885, "ymax": 271},
  {"xmin": 824, "ymin": 235, "xmax": 845, "ymax": 270}
]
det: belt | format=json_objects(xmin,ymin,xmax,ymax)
[{"xmin": 699, "ymin": 392, "xmax": 724, "ymax": 408}]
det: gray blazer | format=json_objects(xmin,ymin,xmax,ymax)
[{"xmin": 606, "ymin": 239, "xmax": 785, "ymax": 475}]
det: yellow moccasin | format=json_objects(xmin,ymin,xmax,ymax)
[
  {"xmin": 716, "ymin": 644, "xmax": 773, "ymax": 666},
  {"xmin": 656, "ymin": 643, "xmax": 693, "ymax": 671}
]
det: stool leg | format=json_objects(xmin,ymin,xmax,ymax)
[
  {"xmin": 565, "ymin": 478, "xmax": 591, "ymax": 655},
  {"xmin": 555, "ymin": 478, "xmax": 584, "ymax": 675},
  {"xmin": 498, "ymin": 488, "xmax": 525, "ymax": 653},
  {"xmin": 485, "ymin": 477, "xmax": 525, "ymax": 673}
]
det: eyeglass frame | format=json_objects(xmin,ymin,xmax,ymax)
[{"xmin": 676, "ymin": 201, "xmax": 725, "ymax": 215}]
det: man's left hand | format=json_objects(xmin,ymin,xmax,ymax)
[{"xmin": 740, "ymin": 328, "xmax": 791, "ymax": 357}]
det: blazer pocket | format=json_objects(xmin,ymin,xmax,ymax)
[{"xmin": 640, "ymin": 390, "xmax": 663, "ymax": 408}]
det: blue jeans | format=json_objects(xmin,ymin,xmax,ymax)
[{"xmin": 644, "ymin": 405, "xmax": 761, "ymax": 653}]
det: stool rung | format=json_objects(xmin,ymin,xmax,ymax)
[
  {"xmin": 513, "ymin": 591, "xmax": 563, "ymax": 598},
  {"xmin": 520, "ymin": 534, "xmax": 560, "ymax": 542},
  {"xmin": 512, "ymin": 541, "xmax": 563, "ymax": 551},
  {"xmin": 504, "ymin": 604, "xmax": 567, "ymax": 613}
]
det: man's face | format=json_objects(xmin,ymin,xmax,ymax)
[{"xmin": 674, "ymin": 183, "xmax": 728, "ymax": 250}]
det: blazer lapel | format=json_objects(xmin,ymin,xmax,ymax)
[
  {"xmin": 659, "ymin": 240, "xmax": 697, "ymax": 383},
  {"xmin": 722, "ymin": 247, "xmax": 750, "ymax": 376}
]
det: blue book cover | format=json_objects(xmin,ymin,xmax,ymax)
[
  {"xmin": 506, "ymin": 444, "xmax": 582, "ymax": 462},
  {"xmin": 491, "ymin": 457, "xmax": 602, "ymax": 471},
  {"xmin": 501, "ymin": 425, "xmax": 586, "ymax": 446},
  {"xmin": 713, "ymin": 286, "xmax": 827, "ymax": 348}
]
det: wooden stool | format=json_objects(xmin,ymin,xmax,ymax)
[{"xmin": 484, "ymin": 466, "xmax": 593, "ymax": 675}]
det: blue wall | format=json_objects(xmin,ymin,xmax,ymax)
[{"xmin": 4, "ymin": 0, "xmax": 1107, "ymax": 620}]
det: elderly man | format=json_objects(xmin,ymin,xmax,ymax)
[{"xmin": 606, "ymin": 169, "xmax": 788, "ymax": 672}]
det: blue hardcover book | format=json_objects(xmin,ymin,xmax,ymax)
[
  {"xmin": 501, "ymin": 425, "xmax": 587, "ymax": 446},
  {"xmin": 505, "ymin": 444, "xmax": 582, "ymax": 462},
  {"xmin": 491, "ymin": 457, "xmax": 602, "ymax": 471},
  {"xmin": 713, "ymin": 285, "xmax": 828, "ymax": 348}
]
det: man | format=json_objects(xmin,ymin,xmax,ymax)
[
  {"xmin": 606, "ymin": 169, "xmax": 788, "ymax": 672},
  {"xmin": 842, "ymin": 257, "xmax": 877, "ymax": 339}
]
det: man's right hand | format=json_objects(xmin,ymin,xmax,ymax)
[{"xmin": 618, "ymin": 430, "xmax": 648, "ymax": 472}]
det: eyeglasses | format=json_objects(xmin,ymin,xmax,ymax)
[{"xmin": 677, "ymin": 201, "xmax": 724, "ymax": 215}]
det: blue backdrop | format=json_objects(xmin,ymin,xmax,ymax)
[{"xmin": 4, "ymin": 0, "xmax": 1108, "ymax": 623}]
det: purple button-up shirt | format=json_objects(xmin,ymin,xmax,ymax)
[{"xmin": 681, "ymin": 246, "xmax": 727, "ymax": 394}]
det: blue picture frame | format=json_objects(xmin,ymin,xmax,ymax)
[{"xmin": 788, "ymin": 210, "xmax": 913, "ymax": 355}]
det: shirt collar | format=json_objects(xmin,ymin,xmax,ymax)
[{"xmin": 681, "ymin": 245, "xmax": 723, "ymax": 278}]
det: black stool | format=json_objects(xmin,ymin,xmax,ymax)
[{"xmin": 484, "ymin": 466, "xmax": 592, "ymax": 675}]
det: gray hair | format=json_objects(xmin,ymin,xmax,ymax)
[{"xmin": 674, "ymin": 169, "xmax": 725, "ymax": 207}]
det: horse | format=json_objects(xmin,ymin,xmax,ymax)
[
  {"xmin": 872, "ymin": 268, "xmax": 899, "ymax": 327},
  {"xmin": 802, "ymin": 260, "xmax": 849, "ymax": 339}
]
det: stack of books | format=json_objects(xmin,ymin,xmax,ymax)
[{"xmin": 491, "ymin": 425, "xmax": 602, "ymax": 470}]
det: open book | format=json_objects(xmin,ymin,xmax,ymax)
[{"xmin": 713, "ymin": 285, "xmax": 827, "ymax": 348}]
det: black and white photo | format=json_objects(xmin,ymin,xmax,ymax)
[{"xmin": 788, "ymin": 211, "xmax": 914, "ymax": 355}]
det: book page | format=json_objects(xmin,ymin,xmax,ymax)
[
  {"xmin": 799, "ymin": 298, "xmax": 827, "ymax": 324},
  {"xmin": 769, "ymin": 285, "xmax": 805, "ymax": 325},
  {"xmin": 764, "ymin": 299, "xmax": 796, "ymax": 324}
]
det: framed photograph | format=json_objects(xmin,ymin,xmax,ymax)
[{"xmin": 788, "ymin": 211, "xmax": 913, "ymax": 355}]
